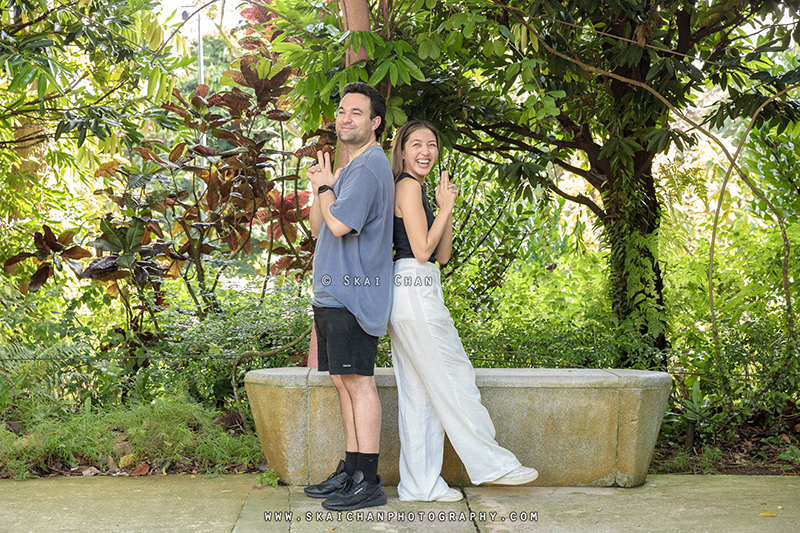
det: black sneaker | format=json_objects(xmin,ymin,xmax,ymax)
[
  {"xmin": 304, "ymin": 460, "xmax": 352, "ymax": 498},
  {"xmin": 321, "ymin": 470, "xmax": 387, "ymax": 511}
]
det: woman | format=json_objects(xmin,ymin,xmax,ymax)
[{"xmin": 388, "ymin": 120, "xmax": 539, "ymax": 502}]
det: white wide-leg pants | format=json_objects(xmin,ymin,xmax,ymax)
[{"xmin": 388, "ymin": 259, "xmax": 521, "ymax": 502}]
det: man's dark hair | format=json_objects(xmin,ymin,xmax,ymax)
[{"xmin": 341, "ymin": 82, "xmax": 387, "ymax": 140}]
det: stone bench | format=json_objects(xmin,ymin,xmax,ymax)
[{"xmin": 244, "ymin": 367, "xmax": 671, "ymax": 488}]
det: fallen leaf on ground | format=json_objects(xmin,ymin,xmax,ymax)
[
  {"xmin": 132, "ymin": 463, "xmax": 150, "ymax": 476},
  {"xmin": 82, "ymin": 467, "xmax": 101, "ymax": 477},
  {"xmin": 759, "ymin": 512, "xmax": 777, "ymax": 517},
  {"xmin": 119, "ymin": 454, "xmax": 136, "ymax": 469}
]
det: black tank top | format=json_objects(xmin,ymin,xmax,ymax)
[{"xmin": 393, "ymin": 173, "xmax": 437, "ymax": 263}]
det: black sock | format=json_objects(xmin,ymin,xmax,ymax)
[
  {"xmin": 344, "ymin": 451, "xmax": 358, "ymax": 477},
  {"xmin": 357, "ymin": 453, "xmax": 379, "ymax": 484}
]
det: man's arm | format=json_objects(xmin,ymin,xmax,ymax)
[
  {"xmin": 316, "ymin": 188, "xmax": 353, "ymax": 237},
  {"xmin": 307, "ymin": 151, "xmax": 353, "ymax": 238},
  {"xmin": 310, "ymin": 189, "xmax": 322, "ymax": 238}
]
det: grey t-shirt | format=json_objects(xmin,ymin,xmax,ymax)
[{"xmin": 312, "ymin": 145, "xmax": 395, "ymax": 337}]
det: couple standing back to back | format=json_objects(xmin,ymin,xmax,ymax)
[{"xmin": 305, "ymin": 82, "xmax": 538, "ymax": 512}]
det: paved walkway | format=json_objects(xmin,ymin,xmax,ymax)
[{"xmin": 0, "ymin": 474, "xmax": 797, "ymax": 532}]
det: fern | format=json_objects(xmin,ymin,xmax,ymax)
[
  {"xmin": 657, "ymin": 161, "xmax": 708, "ymax": 210},
  {"xmin": 0, "ymin": 341, "xmax": 92, "ymax": 416}
]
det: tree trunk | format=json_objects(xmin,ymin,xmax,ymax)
[
  {"xmin": 340, "ymin": 0, "xmax": 370, "ymax": 65},
  {"xmin": 605, "ymin": 163, "xmax": 668, "ymax": 369}
]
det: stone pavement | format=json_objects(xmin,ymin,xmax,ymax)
[{"xmin": 0, "ymin": 474, "xmax": 797, "ymax": 532}]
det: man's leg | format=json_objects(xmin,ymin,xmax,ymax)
[
  {"xmin": 331, "ymin": 374, "xmax": 359, "ymax": 452},
  {"xmin": 339, "ymin": 374, "xmax": 381, "ymax": 453},
  {"xmin": 321, "ymin": 373, "xmax": 386, "ymax": 511},
  {"xmin": 304, "ymin": 308, "xmax": 356, "ymax": 498}
]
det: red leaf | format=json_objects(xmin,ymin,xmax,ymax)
[
  {"xmin": 241, "ymin": 5, "xmax": 274, "ymax": 23},
  {"xmin": 169, "ymin": 142, "xmax": 186, "ymax": 163},
  {"xmin": 270, "ymin": 255, "xmax": 292, "ymax": 275},
  {"xmin": 43, "ymin": 225, "xmax": 65, "ymax": 252},
  {"xmin": 34, "ymin": 231, "xmax": 49, "ymax": 253},
  {"xmin": 207, "ymin": 93, "xmax": 223, "ymax": 106},
  {"xmin": 134, "ymin": 147, "xmax": 166, "ymax": 165},
  {"xmin": 161, "ymin": 102, "xmax": 190, "ymax": 118},
  {"xmin": 4, "ymin": 252, "xmax": 35, "ymax": 270},
  {"xmin": 294, "ymin": 142, "xmax": 318, "ymax": 159},
  {"xmin": 148, "ymin": 222, "xmax": 165, "ymax": 239},
  {"xmin": 239, "ymin": 226, "xmax": 252, "ymax": 255},
  {"xmin": 61, "ymin": 246, "xmax": 93, "ymax": 260},
  {"xmin": 240, "ymin": 37, "xmax": 267, "ymax": 51},
  {"xmin": 172, "ymin": 88, "xmax": 189, "ymax": 106},
  {"xmin": 286, "ymin": 191, "xmax": 312, "ymax": 207},
  {"xmin": 57, "ymin": 230, "xmax": 76, "ymax": 246},
  {"xmin": 29, "ymin": 263, "xmax": 52, "ymax": 292},
  {"xmin": 192, "ymin": 145, "xmax": 216, "ymax": 157},
  {"xmin": 193, "ymin": 84, "xmax": 209, "ymax": 99},
  {"xmin": 266, "ymin": 222, "xmax": 283, "ymax": 241},
  {"xmin": 266, "ymin": 109, "xmax": 291, "ymax": 121}
]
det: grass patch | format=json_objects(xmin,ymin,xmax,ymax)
[{"xmin": 0, "ymin": 394, "xmax": 264, "ymax": 480}]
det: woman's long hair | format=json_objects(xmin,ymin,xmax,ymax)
[{"xmin": 390, "ymin": 120, "xmax": 440, "ymax": 179}]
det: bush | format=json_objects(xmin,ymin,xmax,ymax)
[
  {"xmin": 0, "ymin": 392, "xmax": 264, "ymax": 480},
  {"xmin": 159, "ymin": 278, "xmax": 312, "ymax": 409}
]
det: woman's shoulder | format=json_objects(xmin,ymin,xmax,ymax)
[
  {"xmin": 395, "ymin": 175, "xmax": 422, "ymax": 196},
  {"xmin": 394, "ymin": 172, "xmax": 420, "ymax": 184}
]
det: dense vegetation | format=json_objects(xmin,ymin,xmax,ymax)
[{"xmin": 1, "ymin": 0, "xmax": 799, "ymax": 479}]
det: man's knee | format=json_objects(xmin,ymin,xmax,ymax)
[{"xmin": 339, "ymin": 374, "xmax": 378, "ymax": 397}]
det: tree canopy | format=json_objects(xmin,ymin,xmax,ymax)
[
  {"xmin": 0, "ymin": 0, "xmax": 190, "ymax": 231},
  {"xmin": 253, "ymin": 0, "xmax": 800, "ymax": 367}
]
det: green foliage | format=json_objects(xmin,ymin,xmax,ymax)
[
  {"xmin": 742, "ymin": 127, "xmax": 800, "ymax": 224},
  {"xmin": 652, "ymin": 447, "xmax": 691, "ymax": 474},
  {"xmin": 651, "ymin": 446, "xmax": 724, "ymax": 474},
  {"xmin": 258, "ymin": 469, "xmax": 281, "ymax": 487},
  {"xmin": 779, "ymin": 445, "xmax": 800, "ymax": 465},
  {"xmin": 0, "ymin": 40, "xmax": 316, "ymax": 429},
  {"xmin": 161, "ymin": 281, "xmax": 311, "ymax": 408},
  {"xmin": 177, "ymin": 35, "xmax": 237, "ymax": 96},
  {"xmin": 256, "ymin": 0, "xmax": 800, "ymax": 367},
  {"xmin": 0, "ymin": 392, "xmax": 264, "ymax": 479},
  {"xmin": 0, "ymin": 0, "xmax": 192, "ymax": 229}
]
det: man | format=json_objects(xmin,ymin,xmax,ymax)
[{"xmin": 304, "ymin": 82, "xmax": 394, "ymax": 511}]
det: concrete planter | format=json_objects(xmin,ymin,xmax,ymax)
[{"xmin": 244, "ymin": 367, "xmax": 671, "ymax": 488}]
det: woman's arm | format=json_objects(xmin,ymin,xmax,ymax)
[
  {"xmin": 396, "ymin": 172, "xmax": 457, "ymax": 264},
  {"xmin": 435, "ymin": 210, "xmax": 454, "ymax": 264}
]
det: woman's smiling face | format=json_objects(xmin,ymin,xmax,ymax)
[{"xmin": 402, "ymin": 127, "xmax": 439, "ymax": 180}]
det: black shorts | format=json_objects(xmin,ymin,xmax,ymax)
[{"xmin": 313, "ymin": 305, "xmax": 379, "ymax": 376}]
